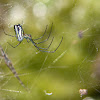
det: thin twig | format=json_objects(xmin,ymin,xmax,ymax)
[{"xmin": 0, "ymin": 45, "xmax": 29, "ymax": 91}]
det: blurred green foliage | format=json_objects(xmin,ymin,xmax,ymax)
[{"xmin": 0, "ymin": 0, "xmax": 100, "ymax": 100}]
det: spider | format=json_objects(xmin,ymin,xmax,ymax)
[{"xmin": 3, "ymin": 23, "xmax": 63, "ymax": 53}]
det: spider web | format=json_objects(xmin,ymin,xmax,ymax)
[{"xmin": 0, "ymin": 0, "xmax": 100, "ymax": 100}]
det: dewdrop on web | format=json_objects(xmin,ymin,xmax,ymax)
[
  {"xmin": 44, "ymin": 90, "xmax": 53, "ymax": 95},
  {"xmin": 79, "ymin": 89, "xmax": 87, "ymax": 97}
]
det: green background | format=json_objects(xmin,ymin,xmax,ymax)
[{"xmin": 0, "ymin": 0, "xmax": 100, "ymax": 100}]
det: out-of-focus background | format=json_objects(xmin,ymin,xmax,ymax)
[{"xmin": 0, "ymin": 0, "xmax": 100, "ymax": 100}]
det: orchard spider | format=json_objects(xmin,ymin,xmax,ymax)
[{"xmin": 3, "ymin": 23, "xmax": 63, "ymax": 53}]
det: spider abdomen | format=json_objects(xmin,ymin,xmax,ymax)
[{"xmin": 14, "ymin": 24, "xmax": 24, "ymax": 41}]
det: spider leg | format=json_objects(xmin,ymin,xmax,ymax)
[
  {"xmin": 27, "ymin": 39, "xmax": 31, "ymax": 43},
  {"xmin": 50, "ymin": 37, "xmax": 63, "ymax": 53},
  {"xmin": 32, "ymin": 37, "xmax": 63, "ymax": 53},
  {"xmin": 7, "ymin": 41, "xmax": 21, "ymax": 48},
  {"xmin": 33, "ymin": 25, "xmax": 48, "ymax": 41},
  {"xmin": 35, "ymin": 23, "xmax": 53, "ymax": 44},
  {"xmin": 33, "ymin": 37, "xmax": 54, "ymax": 50},
  {"xmin": 2, "ymin": 26, "xmax": 16, "ymax": 37}
]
